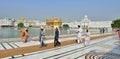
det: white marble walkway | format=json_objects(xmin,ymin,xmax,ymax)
[
  {"xmin": 1, "ymin": 35, "xmax": 119, "ymax": 59},
  {"xmin": 0, "ymin": 33, "xmax": 106, "ymax": 50}
]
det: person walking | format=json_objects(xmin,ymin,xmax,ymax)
[
  {"xmin": 20, "ymin": 28, "xmax": 25, "ymax": 42},
  {"xmin": 76, "ymin": 25, "xmax": 83, "ymax": 44},
  {"xmin": 39, "ymin": 27, "xmax": 46, "ymax": 48},
  {"xmin": 99, "ymin": 28, "xmax": 102, "ymax": 34},
  {"xmin": 54, "ymin": 27, "xmax": 61, "ymax": 47},
  {"xmin": 102, "ymin": 28, "xmax": 105, "ymax": 34},
  {"xmin": 84, "ymin": 29, "xmax": 90, "ymax": 47},
  {"xmin": 23, "ymin": 29, "xmax": 30, "ymax": 43},
  {"xmin": 117, "ymin": 28, "xmax": 120, "ymax": 43}
]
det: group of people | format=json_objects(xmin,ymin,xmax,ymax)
[
  {"xmin": 20, "ymin": 26, "xmax": 61, "ymax": 47},
  {"xmin": 39, "ymin": 25, "xmax": 90, "ymax": 48},
  {"xmin": 76, "ymin": 25, "xmax": 90, "ymax": 47},
  {"xmin": 20, "ymin": 25, "xmax": 90, "ymax": 47},
  {"xmin": 19, "ymin": 25, "xmax": 120, "ymax": 48},
  {"xmin": 39, "ymin": 27, "xmax": 61, "ymax": 48},
  {"xmin": 99, "ymin": 27, "xmax": 108, "ymax": 34}
]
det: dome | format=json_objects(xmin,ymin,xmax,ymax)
[{"xmin": 20, "ymin": 17, "xmax": 25, "ymax": 20}]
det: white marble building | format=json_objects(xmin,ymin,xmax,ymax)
[
  {"xmin": 63, "ymin": 21, "xmax": 80, "ymax": 28},
  {"xmin": 14, "ymin": 19, "xmax": 45, "ymax": 27},
  {"xmin": 81, "ymin": 15, "xmax": 91, "ymax": 28},
  {"xmin": 0, "ymin": 18, "xmax": 15, "ymax": 27},
  {"xmin": 14, "ymin": 20, "xmax": 43, "ymax": 27},
  {"xmin": 90, "ymin": 21, "xmax": 112, "ymax": 28},
  {"xmin": 64, "ymin": 15, "xmax": 112, "ymax": 28},
  {"xmin": 81, "ymin": 15, "xmax": 112, "ymax": 28}
]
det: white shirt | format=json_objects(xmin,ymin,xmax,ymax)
[
  {"xmin": 77, "ymin": 28, "xmax": 83, "ymax": 37},
  {"xmin": 85, "ymin": 32, "xmax": 90, "ymax": 38},
  {"xmin": 85, "ymin": 32, "xmax": 90, "ymax": 40}
]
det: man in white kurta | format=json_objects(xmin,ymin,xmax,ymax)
[{"xmin": 77, "ymin": 25, "xmax": 83, "ymax": 44}]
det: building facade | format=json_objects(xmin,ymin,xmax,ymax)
[
  {"xmin": 89, "ymin": 21, "xmax": 112, "ymax": 28},
  {"xmin": 14, "ymin": 17, "xmax": 43, "ymax": 27},
  {"xmin": 46, "ymin": 17, "xmax": 62, "ymax": 28},
  {"xmin": 63, "ymin": 15, "xmax": 112, "ymax": 28},
  {"xmin": 0, "ymin": 18, "xmax": 15, "ymax": 27},
  {"xmin": 81, "ymin": 15, "xmax": 91, "ymax": 29}
]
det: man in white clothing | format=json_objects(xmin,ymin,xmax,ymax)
[
  {"xmin": 76, "ymin": 25, "xmax": 83, "ymax": 44},
  {"xmin": 85, "ymin": 29, "xmax": 90, "ymax": 46}
]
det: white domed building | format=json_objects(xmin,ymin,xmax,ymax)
[
  {"xmin": 80, "ymin": 15, "xmax": 112, "ymax": 28},
  {"xmin": 80, "ymin": 15, "xmax": 91, "ymax": 29}
]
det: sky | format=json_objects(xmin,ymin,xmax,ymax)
[{"xmin": 0, "ymin": 0, "xmax": 120, "ymax": 22}]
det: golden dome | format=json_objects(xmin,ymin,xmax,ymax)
[{"xmin": 20, "ymin": 17, "xmax": 25, "ymax": 20}]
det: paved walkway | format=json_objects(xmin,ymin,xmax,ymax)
[
  {"xmin": 0, "ymin": 33, "xmax": 111, "ymax": 50},
  {"xmin": 0, "ymin": 33, "xmax": 118, "ymax": 59}
]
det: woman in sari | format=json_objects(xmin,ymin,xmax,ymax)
[{"xmin": 23, "ymin": 29, "xmax": 30, "ymax": 43}]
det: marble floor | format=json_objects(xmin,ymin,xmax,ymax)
[{"xmin": 2, "ymin": 35, "xmax": 120, "ymax": 59}]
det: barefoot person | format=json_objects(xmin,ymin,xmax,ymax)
[
  {"xmin": 39, "ymin": 27, "xmax": 46, "ymax": 48},
  {"xmin": 117, "ymin": 28, "xmax": 120, "ymax": 43},
  {"xmin": 54, "ymin": 27, "xmax": 61, "ymax": 47},
  {"xmin": 84, "ymin": 29, "xmax": 90, "ymax": 46},
  {"xmin": 76, "ymin": 25, "xmax": 83, "ymax": 44},
  {"xmin": 20, "ymin": 28, "xmax": 25, "ymax": 42},
  {"xmin": 23, "ymin": 29, "xmax": 30, "ymax": 43}
]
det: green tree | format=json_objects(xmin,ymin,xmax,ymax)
[
  {"xmin": 63, "ymin": 24, "xmax": 69, "ymax": 30},
  {"xmin": 18, "ymin": 22, "xmax": 24, "ymax": 28},
  {"xmin": 111, "ymin": 19, "xmax": 120, "ymax": 28}
]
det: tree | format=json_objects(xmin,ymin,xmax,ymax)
[
  {"xmin": 111, "ymin": 19, "xmax": 120, "ymax": 28},
  {"xmin": 63, "ymin": 24, "xmax": 69, "ymax": 30},
  {"xmin": 18, "ymin": 22, "xmax": 24, "ymax": 28}
]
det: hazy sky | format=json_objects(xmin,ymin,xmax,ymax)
[{"xmin": 0, "ymin": 0, "xmax": 120, "ymax": 22}]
